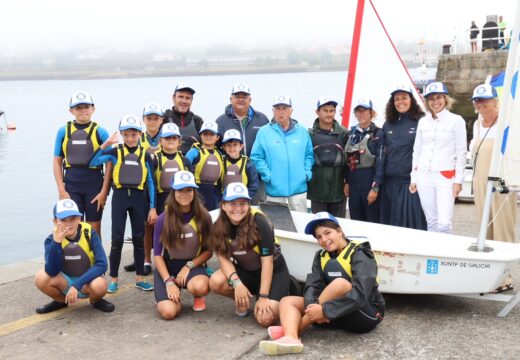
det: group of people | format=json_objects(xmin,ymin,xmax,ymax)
[
  {"xmin": 33, "ymin": 78, "xmax": 516, "ymax": 355},
  {"xmin": 469, "ymin": 15, "xmax": 508, "ymax": 53}
]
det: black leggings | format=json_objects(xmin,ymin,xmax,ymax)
[
  {"xmin": 110, "ymin": 188, "xmax": 146, "ymax": 277},
  {"xmin": 319, "ymin": 302, "xmax": 384, "ymax": 333}
]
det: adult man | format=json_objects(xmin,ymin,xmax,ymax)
[
  {"xmin": 251, "ymin": 95, "xmax": 314, "ymax": 212},
  {"xmin": 163, "ymin": 82, "xmax": 204, "ymax": 154},
  {"xmin": 34, "ymin": 199, "xmax": 114, "ymax": 314},
  {"xmin": 215, "ymin": 83, "xmax": 269, "ymax": 156},
  {"xmin": 498, "ymin": 16, "xmax": 506, "ymax": 47},
  {"xmin": 307, "ymin": 98, "xmax": 349, "ymax": 217}
]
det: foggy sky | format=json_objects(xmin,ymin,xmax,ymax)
[{"xmin": 0, "ymin": 0, "xmax": 515, "ymax": 54}]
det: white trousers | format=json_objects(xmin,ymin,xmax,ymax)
[
  {"xmin": 265, "ymin": 193, "xmax": 308, "ymax": 212},
  {"xmin": 415, "ymin": 171, "xmax": 455, "ymax": 234}
]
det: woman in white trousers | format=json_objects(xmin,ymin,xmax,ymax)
[{"xmin": 410, "ymin": 82, "xmax": 467, "ymax": 233}]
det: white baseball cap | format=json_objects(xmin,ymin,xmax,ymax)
[
  {"xmin": 390, "ymin": 84, "xmax": 413, "ymax": 96},
  {"xmin": 353, "ymin": 98, "xmax": 373, "ymax": 111},
  {"xmin": 471, "ymin": 84, "xmax": 498, "ymax": 100},
  {"xmin": 174, "ymin": 82, "xmax": 196, "ymax": 95},
  {"xmin": 143, "ymin": 102, "xmax": 163, "ymax": 116},
  {"xmin": 119, "ymin": 115, "xmax": 143, "ymax": 131},
  {"xmin": 53, "ymin": 199, "xmax": 82, "ymax": 219},
  {"xmin": 273, "ymin": 95, "xmax": 292, "ymax": 107},
  {"xmin": 231, "ymin": 83, "xmax": 250, "ymax": 95},
  {"xmin": 69, "ymin": 91, "xmax": 94, "ymax": 108},
  {"xmin": 199, "ymin": 121, "xmax": 219, "ymax": 134},
  {"xmin": 317, "ymin": 97, "xmax": 338, "ymax": 110},
  {"xmin": 304, "ymin": 212, "xmax": 339, "ymax": 235},
  {"xmin": 223, "ymin": 182, "xmax": 251, "ymax": 201},
  {"xmin": 160, "ymin": 123, "xmax": 181, "ymax": 138},
  {"xmin": 424, "ymin": 82, "xmax": 448, "ymax": 97},
  {"xmin": 222, "ymin": 129, "xmax": 243, "ymax": 143},
  {"xmin": 171, "ymin": 171, "xmax": 198, "ymax": 190}
]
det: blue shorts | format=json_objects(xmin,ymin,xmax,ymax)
[{"xmin": 60, "ymin": 272, "xmax": 89, "ymax": 299}]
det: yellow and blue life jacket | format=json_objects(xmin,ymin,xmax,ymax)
[
  {"xmin": 112, "ymin": 144, "xmax": 147, "ymax": 190},
  {"xmin": 221, "ymin": 155, "xmax": 249, "ymax": 190},
  {"xmin": 61, "ymin": 222, "xmax": 95, "ymax": 277},
  {"xmin": 140, "ymin": 132, "xmax": 161, "ymax": 155},
  {"xmin": 163, "ymin": 217, "xmax": 203, "ymax": 260},
  {"xmin": 155, "ymin": 150, "xmax": 187, "ymax": 193},
  {"xmin": 192, "ymin": 143, "xmax": 223, "ymax": 185},
  {"xmin": 62, "ymin": 121, "xmax": 100, "ymax": 168}
]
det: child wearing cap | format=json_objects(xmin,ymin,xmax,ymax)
[
  {"xmin": 153, "ymin": 171, "xmax": 213, "ymax": 318},
  {"xmin": 185, "ymin": 121, "xmax": 224, "ymax": 211},
  {"xmin": 52, "ymin": 91, "xmax": 112, "ymax": 236},
  {"xmin": 210, "ymin": 182, "xmax": 290, "ymax": 327},
  {"xmin": 89, "ymin": 115, "xmax": 157, "ymax": 293},
  {"xmin": 123, "ymin": 103, "xmax": 165, "ymax": 275},
  {"xmin": 221, "ymin": 129, "xmax": 259, "ymax": 199},
  {"xmin": 258, "ymin": 212, "xmax": 384, "ymax": 355},
  {"xmin": 34, "ymin": 199, "xmax": 115, "ymax": 314}
]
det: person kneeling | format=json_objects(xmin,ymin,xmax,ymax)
[
  {"xmin": 34, "ymin": 199, "xmax": 114, "ymax": 314},
  {"xmin": 154, "ymin": 171, "xmax": 213, "ymax": 319},
  {"xmin": 259, "ymin": 212, "xmax": 384, "ymax": 355},
  {"xmin": 210, "ymin": 182, "xmax": 290, "ymax": 327}
]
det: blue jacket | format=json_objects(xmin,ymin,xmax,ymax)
[
  {"xmin": 251, "ymin": 119, "xmax": 314, "ymax": 197},
  {"xmin": 215, "ymin": 105, "xmax": 269, "ymax": 156}
]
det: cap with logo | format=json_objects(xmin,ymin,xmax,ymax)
[
  {"xmin": 231, "ymin": 83, "xmax": 250, "ymax": 95},
  {"xmin": 160, "ymin": 123, "xmax": 181, "ymax": 138},
  {"xmin": 353, "ymin": 98, "xmax": 373, "ymax": 111},
  {"xmin": 222, "ymin": 129, "xmax": 243, "ymax": 143},
  {"xmin": 390, "ymin": 84, "xmax": 413, "ymax": 96},
  {"xmin": 174, "ymin": 82, "xmax": 196, "ymax": 95},
  {"xmin": 223, "ymin": 182, "xmax": 251, "ymax": 201},
  {"xmin": 143, "ymin": 103, "xmax": 163, "ymax": 116},
  {"xmin": 171, "ymin": 170, "xmax": 199, "ymax": 190},
  {"xmin": 304, "ymin": 211, "xmax": 340, "ymax": 235},
  {"xmin": 69, "ymin": 91, "xmax": 94, "ymax": 108},
  {"xmin": 273, "ymin": 95, "xmax": 292, "ymax": 107},
  {"xmin": 471, "ymin": 84, "xmax": 498, "ymax": 101},
  {"xmin": 53, "ymin": 199, "xmax": 82, "ymax": 220},
  {"xmin": 119, "ymin": 115, "xmax": 143, "ymax": 132},
  {"xmin": 423, "ymin": 82, "xmax": 449, "ymax": 98},
  {"xmin": 199, "ymin": 121, "xmax": 219, "ymax": 135},
  {"xmin": 316, "ymin": 97, "xmax": 338, "ymax": 110}
]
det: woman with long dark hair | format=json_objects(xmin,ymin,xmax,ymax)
[
  {"xmin": 209, "ymin": 182, "xmax": 290, "ymax": 327},
  {"xmin": 153, "ymin": 171, "xmax": 213, "ymax": 319},
  {"xmin": 379, "ymin": 85, "xmax": 427, "ymax": 230}
]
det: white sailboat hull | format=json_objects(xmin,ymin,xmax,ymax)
[{"xmin": 282, "ymin": 211, "xmax": 520, "ymax": 294}]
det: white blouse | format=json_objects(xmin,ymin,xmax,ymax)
[{"xmin": 411, "ymin": 108, "xmax": 467, "ymax": 184}]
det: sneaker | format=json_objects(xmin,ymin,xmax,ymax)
[
  {"xmin": 135, "ymin": 281, "xmax": 154, "ymax": 291},
  {"xmin": 35, "ymin": 300, "xmax": 68, "ymax": 314},
  {"xmin": 124, "ymin": 262, "xmax": 136, "ymax": 272},
  {"xmin": 267, "ymin": 326, "xmax": 284, "ymax": 340},
  {"xmin": 107, "ymin": 282, "xmax": 119, "ymax": 293},
  {"xmin": 192, "ymin": 297, "xmax": 207, "ymax": 312},
  {"xmin": 234, "ymin": 306, "xmax": 249, "ymax": 317},
  {"xmin": 259, "ymin": 337, "xmax": 304, "ymax": 355},
  {"xmin": 143, "ymin": 263, "xmax": 152, "ymax": 276},
  {"xmin": 92, "ymin": 298, "xmax": 115, "ymax": 313}
]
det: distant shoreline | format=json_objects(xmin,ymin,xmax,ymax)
[{"xmin": 0, "ymin": 64, "xmax": 349, "ymax": 82}]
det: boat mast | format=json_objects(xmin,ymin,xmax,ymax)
[{"xmin": 474, "ymin": 4, "xmax": 520, "ymax": 252}]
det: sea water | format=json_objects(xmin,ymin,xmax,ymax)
[{"xmin": 0, "ymin": 71, "xmax": 350, "ymax": 265}]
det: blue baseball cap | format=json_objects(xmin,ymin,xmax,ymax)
[
  {"xmin": 160, "ymin": 123, "xmax": 181, "ymax": 138},
  {"xmin": 53, "ymin": 199, "xmax": 82, "ymax": 220},
  {"xmin": 471, "ymin": 84, "xmax": 498, "ymax": 101},
  {"xmin": 424, "ymin": 82, "xmax": 448, "ymax": 98},
  {"xmin": 316, "ymin": 97, "xmax": 338, "ymax": 110},
  {"xmin": 391, "ymin": 84, "xmax": 413, "ymax": 96},
  {"xmin": 119, "ymin": 115, "xmax": 143, "ymax": 131},
  {"xmin": 171, "ymin": 171, "xmax": 198, "ymax": 190},
  {"xmin": 69, "ymin": 91, "xmax": 94, "ymax": 108},
  {"xmin": 304, "ymin": 212, "xmax": 339, "ymax": 235},
  {"xmin": 353, "ymin": 98, "xmax": 373, "ymax": 111},
  {"xmin": 142, "ymin": 103, "xmax": 163, "ymax": 116},
  {"xmin": 223, "ymin": 182, "xmax": 251, "ymax": 201}
]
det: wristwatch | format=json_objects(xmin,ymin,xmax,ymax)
[{"xmin": 185, "ymin": 261, "xmax": 195, "ymax": 270}]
